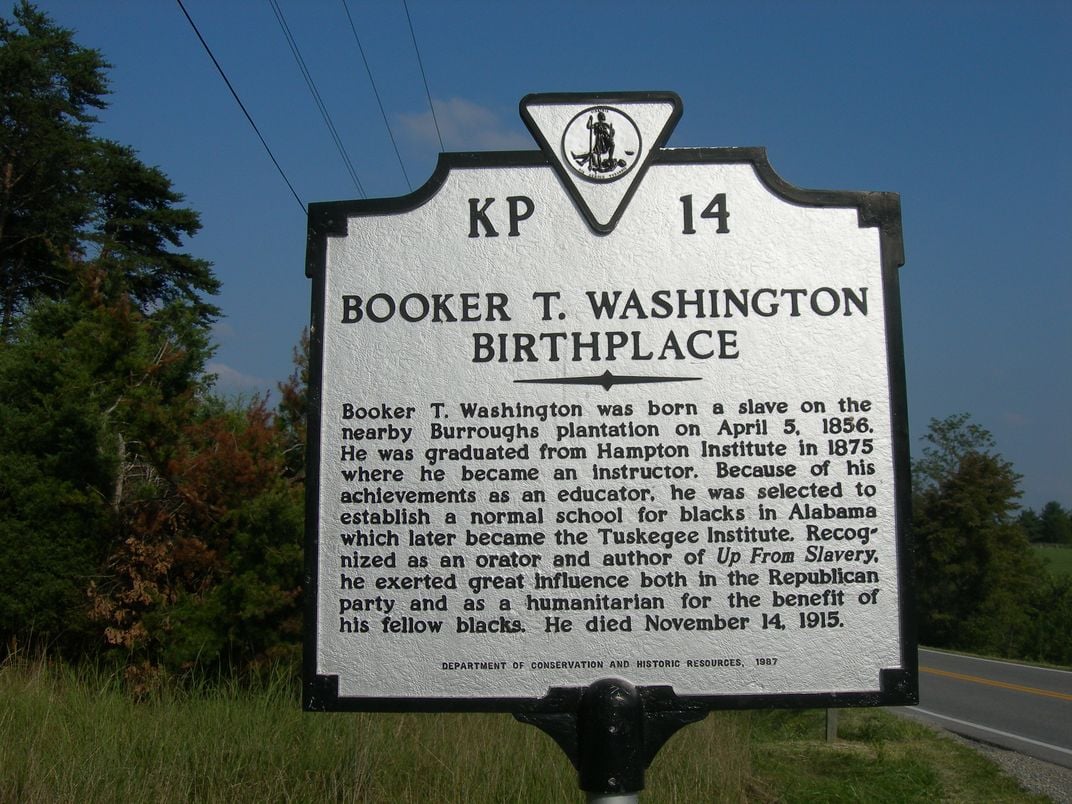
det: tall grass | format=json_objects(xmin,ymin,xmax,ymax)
[
  {"xmin": 0, "ymin": 658, "xmax": 570, "ymax": 802},
  {"xmin": 0, "ymin": 658, "xmax": 1045, "ymax": 802}
]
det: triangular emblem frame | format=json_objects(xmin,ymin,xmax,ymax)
[{"xmin": 520, "ymin": 91, "xmax": 683, "ymax": 235}]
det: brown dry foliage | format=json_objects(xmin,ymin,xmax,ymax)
[{"xmin": 88, "ymin": 397, "xmax": 291, "ymax": 663}]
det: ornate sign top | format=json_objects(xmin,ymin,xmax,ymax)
[{"xmin": 520, "ymin": 92, "xmax": 682, "ymax": 233}]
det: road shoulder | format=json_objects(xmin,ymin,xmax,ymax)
[{"xmin": 892, "ymin": 708, "xmax": 1072, "ymax": 803}]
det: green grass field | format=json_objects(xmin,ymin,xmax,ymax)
[
  {"xmin": 1033, "ymin": 544, "xmax": 1072, "ymax": 578},
  {"xmin": 0, "ymin": 659, "xmax": 1047, "ymax": 803}
]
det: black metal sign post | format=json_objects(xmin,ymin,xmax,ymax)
[
  {"xmin": 516, "ymin": 678, "xmax": 707, "ymax": 800},
  {"xmin": 303, "ymin": 92, "xmax": 916, "ymax": 801}
]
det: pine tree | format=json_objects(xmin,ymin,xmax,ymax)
[
  {"xmin": 0, "ymin": 2, "xmax": 218, "ymax": 336},
  {"xmin": 1, "ymin": 3, "xmax": 104, "ymax": 336}
]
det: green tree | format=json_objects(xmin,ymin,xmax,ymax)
[
  {"xmin": 0, "ymin": 3, "xmax": 218, "ymax": 336},
  {"xmin": 0, "ymin": 277, "xmax": 216, "ymax": 656},
  {"xmin": 911, "ymin": 413, "xmax": 1003, "ymax": 493},
  {"xmin": 0, "ymin": 300, "xmax": 114, "ymax": 647},
  {"xmin": 1018, "ymin": 507, "xmax": 1044, "ymax": 543},
  {"xmin": 0, "ymin": 5, "xmax": 309, "ymax": 678},
  {"xmin": 1038, "ymin": 501, "xmax": 1072, "ymax": 546},
  {"xmin": 86, "ymin": 139, "xmax": 219, "ymax": 325},
  {"xmin": 911, "ymin": 414, "xmax": 1043, "ymax": 655},
  {"xmin": 0, "ymin": 3, "xmax": 220, "ymax": 657},
  {"xmin": 1019, "ymin": 502, "xmax": 1072, "ymax": 545},
  {"xmin": 0, "ymin": 2, "xmax": 106, "ymax": 336},
  {"xmin": 1020, "ymin": 574, "xmax": 1072, "ymax": 665}
]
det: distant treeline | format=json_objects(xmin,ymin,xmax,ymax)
[{"xmin": 1018, "ymin": 501, "xmax": 1072, "ymax": 546}]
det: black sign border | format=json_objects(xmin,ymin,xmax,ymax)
[{"xmin": 303, "ymin": 145, "xmax": 917, "ymax": 714}]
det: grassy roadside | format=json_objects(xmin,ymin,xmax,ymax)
[{"xmin": 0, "ymin": 659, "xmax": 1048, "ymax": 803}]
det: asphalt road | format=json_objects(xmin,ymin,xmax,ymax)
[{"xmin": 895, "ymin": 648, "xmax": 1072, "ymax": 768}]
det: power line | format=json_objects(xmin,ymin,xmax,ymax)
[
  {"xmin": 268, "ymin": 0, "xmax": 366, "ymax": 198},
  {"xmin": 402, "ymin": 0, "xmax": 444, "ymax": 153},
  {"xmin": 176, "ymin": 0, "xmax": 306, "ymax": 215},
  {"xmin": 341, "ymin": 0, "xmax": 412, "ymax": 192}
]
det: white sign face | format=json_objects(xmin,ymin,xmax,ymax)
[{"xmin": 304, "ymin": 93, "xmax": 915, "ymax": 710}]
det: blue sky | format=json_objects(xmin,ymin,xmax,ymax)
[{"xmin": 23, "ymin": 1, "xmax": 1071, "ymax": 509}]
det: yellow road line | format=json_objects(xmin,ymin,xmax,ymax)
[{"xmin": 921, "ymin": 665, "xmax": 1072, "ymax": 701}]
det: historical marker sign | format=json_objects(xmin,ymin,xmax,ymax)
[{"xmin": 304, "ymin": 92, "xmax": 916, "ymax": 712}]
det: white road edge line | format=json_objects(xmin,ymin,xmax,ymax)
[
  {"xmin": 918, "ymin": 649, "xmax": 1072, "ymax": 676},
  {"xmin": 909, "ymin": 707, "xmax": 1072, "ymax": 757}
]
